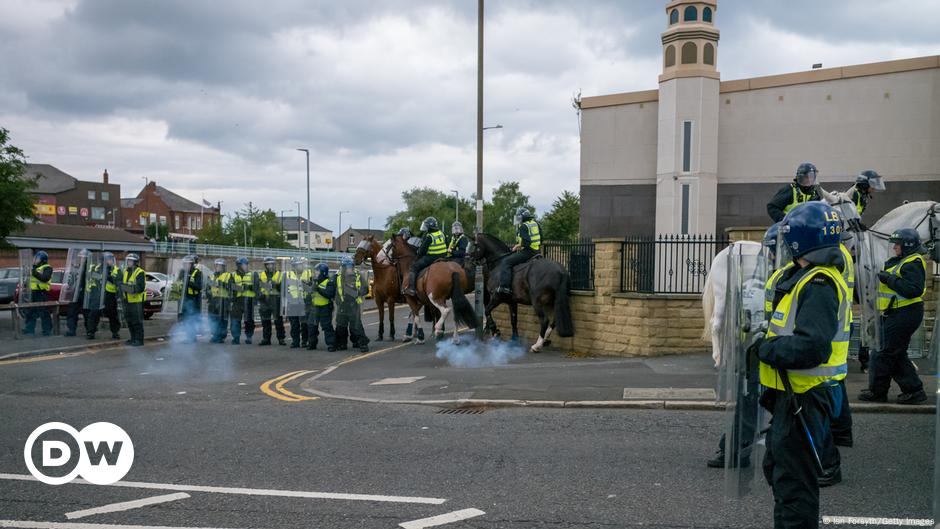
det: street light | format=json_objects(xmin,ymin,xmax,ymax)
[
  {"xmin": 279, "ymin": 209, "xmax": 289, "ymax": 242},
  {"xmin": 368, "ymin": 216, "xmax": 372, "ymax": 231},
  {"xmin": 475, "ymin": 0, "xmax": 485, "ymax": 337},
  {"xmin": 296, "ymin": 148, "xmax": 311, "ymax": 251},
  {"xmin": 338, "ymin": 210, "xmax": 349, "ymax": 251},
  {"xmin": 451, "ymin": 190, "xmax": 459, "ymax": 225},
  {"xmin": 482, "ymin": 124, "xmax": 503, "ymax": 131}
]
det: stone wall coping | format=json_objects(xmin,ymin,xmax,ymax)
[
  {"xmin": 592, "ymin": 237, "xmax": 626, "ymax": 243},
  {"xmin": 571, "ymin": 290, "xmax": 595, "ymax": 297},
  {"xmin": 612, "ymin": 292, "xmax": 702, "ymax": 301}
]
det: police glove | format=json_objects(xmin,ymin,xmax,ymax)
[{"xmin": 877, "ymin": 271, "xmax": 891, "ymax": 284}]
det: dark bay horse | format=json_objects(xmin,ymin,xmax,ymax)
[
  {"xmin": 389, "ymin": 235, "xmax": 478, "ymax": 344},
  {"xmin": 470, "ymin": 232, "xmax": 573, "ymax": 352},
  {"xmin": 354, "ymin": 235, "xmax": 398, "ymax": 341}
]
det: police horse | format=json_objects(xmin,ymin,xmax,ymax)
[
  {"xmin": 702, "ymin": 199, "xmax": 940, "ymax": 367},
  {"xmin": 470, "ymin": 232, "xmax": 574, "ymax": 352}
]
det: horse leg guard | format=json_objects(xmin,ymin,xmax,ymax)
[
  {"xmin": 415, "ymin": 327, "xmax": 425, "ymax": 343},
  {"xmin": 402, "ymin": 322, "xmax": 413, "ymax": 343}
]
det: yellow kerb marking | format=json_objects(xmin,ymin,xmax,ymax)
[{"xmin": 260, "ymin": 370, "xmax": 318, "ymax": 402}]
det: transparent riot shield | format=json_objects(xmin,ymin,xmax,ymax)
[
  {"xmin": 934, "ymin": 291, "xmax": 939, "ymax": 527},
  {"xmin": 18, "ymin": 249, "xmax": 33, "ymax": 304},
  {"xmin": 83, "ymin": 251, "xmax": 105, "ymax": 311},
  {"xmin": 207, "ymin": 261, "xmax": 232, "ymax": 323},
  {"xmin": 854, "ymin": 230, "xmax": 883, "ymax": 352},
  {"xmin": 162, "ymin": 258, "xmax": 191, "ymax": 315},
  {"xmin": 281, "ymin": 259, "xmax": 306, "ymax": 318},
  {"xmin": 774, "ymin": 230, "xmax": 791, "ymax": 272},
  {"xmin": 60, "ymin": 248, "xmax": 88, "ymax": 304},
  {"xmin": 721, "ymin": 243, "xmax": 769, "ymax": 499}
]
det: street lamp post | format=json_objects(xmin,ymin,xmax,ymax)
[
  {"xmin": 338, "ymin": 210, "xmax": 349, "ymax": 251},
  {"xmin": 368, "ymin": 216, "xmax": 372, "ymax": 231},
  {"xmin": 279, "ymin": 209, "xmax": 289, "ymax": 242},
  {"xmin": 296, "ymin": 148, "xmax": 311, "ymax": 251},
  {"xmin": 451, "ymin": 190, "xmax": 459, "ymax": 225},
  {"xmin": 474, "ymin": 0, "xmax": 485, "ymax": 338}
]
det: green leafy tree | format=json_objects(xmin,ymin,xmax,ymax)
[
  {"xmin": 145, "ymin": 221, "xmax": 169, "ymax": 240},
  {"xmin": 195, "ymin": 218, "xmax": 231, "ymax": 245},
  {"xmin": 0, "ymin": 128, "xmax": 37, "ymax": 246},
  {"xmin": 226, "ymin": 203, "xmax": 291, "ymax": 249},
  {"xmin": 539, "ymin": 191, "xmax": 580, "ymax": 242},
  {"xmin": 483, "ymin": 181, "xmax": 534, "ymax": 244},
  {"xmin": 385, "ymin": 187, "xmax": 474, "ymax": 238}
]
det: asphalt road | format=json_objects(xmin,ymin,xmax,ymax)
[{"xmin": 0, "ymin": 308, "xmax": 934, "ymax": 529}]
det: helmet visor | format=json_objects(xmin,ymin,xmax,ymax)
[
  {"xmin": 867, "ymin": 176, "xmax": 885, "ymax": 191},
  {"xmin": 513, "ymin": 214, "xmax": 522, "ymax": 226},
  {"xmin": 419, "ymin": 221, "xmax": 428, "ymax": 232},
  {"xmin": 796, "ymin": 168, "xmax": 817, "ymax": 187}
]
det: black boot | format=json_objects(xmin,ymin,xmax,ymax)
[
  {"xmin": 403, "ymin": 272, "xmax": 417, "ymax": 296},
  {"xmin": 706, "ymin": 450, "xmax": 724, "ymax": 469},
  {"xmin": 857, "ymin": 389, "xmax": 887, "ymax": 403},
  {"xmin": 897, "ymin": 389, "xmax": 927, "ymax": 405}
]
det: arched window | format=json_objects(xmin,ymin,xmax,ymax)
[
  {"xmin": 703, "ymin": 7, "xmax": 713, "ymax": 23},
  {"xmin": 684, "ymin": 6, "xmax": 697, "ymax": 21},
  {"xmin": 681, "ymin": 42, "xmax": 697, "ymax": 64},
  {"xmin": 665, "ymin": 45, "xmax": 676, "ymax": 67},
  {"xmin": 703, "ymin": 43, "xmax": 714, "ymax": 65},
  {"xmin": 669, "ymin": 9, "xmax": 679, "ymax": 25}
]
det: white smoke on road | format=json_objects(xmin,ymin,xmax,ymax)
[
  {"xmin": 133, "ymin": 314, "xmax": 235, "ymax": 381},
  {"xmin": 434, "ymin": 335, "xmax": 525, "ymax": 368}
]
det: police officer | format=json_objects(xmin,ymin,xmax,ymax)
[
  {"xmin": 403, "ymin": 217, "xmax": 447, "ymax": 296},
  {"xmin": 121, "ymin": 254, "xmax": 146, "ymax": 347},
  {"xmin": 306, "ymin": 263, "xmax": 336, "ymax": 351},
  {"xmin": 285, "ymin": 258, "xmax": 306, "ymax": 348},
  {"xmin": 757, "ymin": 201, "xmax": 850, "ymax": 528},
  {"xmin": 208, "ymin": 259, "xmax": 231, "ymax": 343},
  {"xmin": 495, "ymin": 207, "xmax": 541, "ymax": 295},
  {"xmin": 83, "ymin": 253, "xmax": 105, "ymax": 340},
  {"xmin": 229, "ymin": 257, "xmax": 256, "ymax": 344},
  {"xmin": 447, "ymin": 221, "xmax": 469, "ymax": 267},
  {"xmin": 23, "ymin": 250, "xmax": 53, "ymax": 336},
  {"xmin": 180, "ymin": 255, "xmax": 203, "ymax": 343},
  {"xmin": 847, "ymin": 170, "xmax": 885, "ymax": 219},
  {"xmin": 858, "ymin": 228, "xmax": 927, "ymax": 405},
  {"xmin": 300, "ymin": 260, "xmax": 315, "ymax": 347},
  {"xmin": 335, "ymin": 257, "xmax": 369, "ymax": 352},
  {"xmin": 256, "ymin": 257, "xmax": 285, "ymax": 346},
  {"xmin": 87, "ymin": 252, "xmax": 122, "ymax": 340},
  {"xmin": 64, "ymin": 250, "xmax": 89, "ymax": 337},
  {"xmin": 767, "ymin": 163, "xmax": 823, "ymax": 223}
]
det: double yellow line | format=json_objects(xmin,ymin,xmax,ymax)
[{"xmin": 260, "ymin": 370, "xmax": 319, "ymax": 402}]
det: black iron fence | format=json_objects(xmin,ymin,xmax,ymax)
[
  {"xmin": 620, "ymin": 234, "xmax": 731, "ymax": 294},
  {"xmin": 542, "ymin": 238, "xmax": 595, "ymax": 291}
]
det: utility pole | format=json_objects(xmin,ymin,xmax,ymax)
[
  {"xmin": 451, "ymin": 190, "xmax": 459, "ymax": 224},
  {"xmin": 338, "ymin": 210, "xmax": 349, "ymax": 252},
  {"xmin": 297, "ymin": 148, "xmax": 311, "ymax": 251},
  {"xmin": 474, "ymin": 0, "xmax": 485, "ymax": 338}
]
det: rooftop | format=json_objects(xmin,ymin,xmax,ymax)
[
  {"xmin": 24, "ymin": 164, "xmax": 77, "ymax": 194},
  {"xmin": 276, "ymin": 216, "xmax": 331, "ymax": 233}
]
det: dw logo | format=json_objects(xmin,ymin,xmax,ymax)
[{"xmin": 24, "ymin": 422, "xmax": 134, "ymax": 485}]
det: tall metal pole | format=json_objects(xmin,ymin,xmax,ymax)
[
  {"xmin": 474, "ymin": 0, "xmax": 485, "ymax": 338},
  {"xmin": 451, "ymin": 190, "xmax": 459, "ymax": 224},
  {"xmin": 338, "ymin": 210, "xmax": 349, "ymax": 251},
  {"xmin": 297, "ymin": 148, "xmax": 311, "ymax": 252}
]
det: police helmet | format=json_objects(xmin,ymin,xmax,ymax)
[
  {"xmin": 235, "ymin": 257, "xmax": 249, "ymax": 270},
  {"xmin": 182, "ymin": 255, "xmax": 194, "ymax": 265},
  {"xmin": 213, "ymin": 258, "xmax": 226, "ymax": 271},
  {"xmin": 856, "ymin": 170, "xmax": 885, "ymax": 192},
  {"xmin": 315, "ymin": 263, "xmax": 330, "ymax": 276},
  {"xmin": 794, "ymin": 162, "xmax": 818, "ymax": 188},
  {"xmin": 397, "ymin": 227, "xmax": 412, "ymax": 239},
  {"xmin": 291, "ymin": 257, "xmax": 306, "ymax": 268},
  {"xmin": 125, "ymin": 253, "xmax": 140, "ymax": 267},
  {"xmin": 513, "ymin": 207, "xmax": 533, "ymax": 226},
  {"xmin": 889, "ymin": 228, "xmax": 922, "ymax": 256},
  {"xmin": 34, "ymin": 251, "xmax": 49, "ymax": 264},
  {"xmin": 102, "ymin": 251, "xmax": 115, "ymax": 264},
  {"xmin": 763, "ymin": 223, "xmax": 781, "ymax": 252},
  {"xmin": 452, "ymin": 221, "xmax": 464, "ymax": 235},
  {"xmin": 781, "ymin": 202, "xmax": 841, "ymax": 258},
  {"xmin": 341, "ymin": 256, "xmax": 354, "ymax": 268},
  {"xmin": 419, "ymin": 217, "xmax": 439, "ymax": 232},
  {"xmin": 192, "ymin": 255, "xmax": 201, "ymax": 264}
]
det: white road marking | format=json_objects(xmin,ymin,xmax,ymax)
[
  {"xmin": 822, "ymin": 516, "xmax": 933, "ymax": 526},
  {"xmin": 371, "ymin": 376, "xmax": 426, "ymax": 386},
  {"xmin": 0, "ymin": 521, "xmax": 237, "ymax": 529},
  {"xmin": 399, "ymin": 508, "xmax": 486, "ymax": 529},
  {"xmin": 64, "ymin": 493, "xmax": 190, "ymax": 520},
  {"xmin": 0, "ymin": 473, "xmax": 446, "ymax": 505}
]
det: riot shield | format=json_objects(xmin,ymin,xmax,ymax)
[
  {"xmin": 281, "ymin": 259, "xmax": 306, "ymax": 318},
  {"xmin": 18, "ymin": 249, "xmax": 33, "ymax": 304},
  {"xmin": 83, "ymin": 251, "xmax": 105, "ymax": 311},
  {"xmin": 774, "ymin": 230, "xmax": 791, "ymax": 272},
  {"xmin": 854, "ymin": 230, "xmax": 882, "ymax": 352},
  {"xmin": 720, "ymin": 243, "xmax": 769, "ymax": 499},
  {"xmin": 60, "ymin": 248, "xmax": 88, "ymax": 304},
  {"xmin": 934, "ymin": 291, "xmax": 939, "ymax": 527},
  {"xmin": 162, "ymin": 258, "xmax": 191, "ymax": 315}
]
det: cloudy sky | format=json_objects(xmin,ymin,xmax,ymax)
[{"xmin": 1, "ymin": 0, "xmax": 939, "ymax": 233}]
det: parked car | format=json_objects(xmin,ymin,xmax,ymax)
[
  {"xmin": 0, "ymin": 267, "xmax": 20, "ymax": 304},
  {"xmin": 143, "ymin": 286, "xmax": 163, "ymax": 319},
  {"xmin": 145, "ymin": 272, "xmax": 169, "ymax": 296}
]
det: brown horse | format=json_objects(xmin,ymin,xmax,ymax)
[
  {"xmin": 389, "ymin": 235, "xmax": 478, "ymax": 343},
  {"xmin": 354, "ymin": 235, "xmax": 401, "ymax": 341}
]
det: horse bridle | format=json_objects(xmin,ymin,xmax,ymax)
[{"xmin": 866, "ymin": 202, "xmax": 940, "ymax": 245}]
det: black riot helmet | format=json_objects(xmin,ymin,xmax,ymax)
[
  {"xmin": 889, "ymin": 228, "xmax": 923, "ymax": 256},
  {"xmin": 794, "ymin": 162, "xmax": 818, "ymax": 189},
  {"xmin": 856, "ymin": 170, "xmax": 885, "ymax": 192}
]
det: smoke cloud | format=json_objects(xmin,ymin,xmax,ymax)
[
  {"xmin": 133, "ymin": 314, "xmax": 234, "ymax": 381},
  {"xmin": 434, "ymin": 335, "xmax": 525, "ymax": 368}
]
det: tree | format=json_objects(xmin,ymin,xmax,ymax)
[
  {"xmin": 195, "ymin": 218, "xmax": 231, "ymax": 245},
  {"xmin": 145, "ymin": 221, "xmax": 169, "ymax": 241},
  {"xmin": 225, "ymin": 203, "xmax": 291, "ymax": 249},
  {"xmin": 483, "ymin": 181, "xmax": 534, "ymax": 244},
  {"xmin": 384, "ymin": 187, "xmax": 474, "ymax": 238},
  {"xmin": 0, "ymin": 128, "xmax": 37, "ymax": 246},
  {"xmin": 540, "ymin": 191, "xmax": 580, "ymax": 242}
]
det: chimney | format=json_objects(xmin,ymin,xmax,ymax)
[{"xmin": 102, "ymin": 169, "xmax": 109, "ymax": 184}]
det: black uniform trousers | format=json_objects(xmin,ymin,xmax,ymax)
[
  {"xmin": 335, "ymin": 300, "xmax": 368, "ymax": 350},
  {"xmin": 306, "ymin": 304, "xmax": 334, "ymax": 349},
  {"xmin": 301, "ymin": 303, "xmax": 311, "ymax": 346},
  {"xmin": 87, "ymin": 291, "xmax": 121, "ymax": 338},
  {"xmin": 208, "ymin": 298, "xmax": 229, "ymax": 342},
  {"xmin": 181, "ymin": 295, "xmax": 201, "ymax": 341},
  {"xmin": 258, "ymin": 296, "xmax": 285, "ymax": 342},
  {"xmin": 870, "ymin": 303, "xmax": 924, "ymax": 396},
  {"xmin": 125, "ymin": 301, "xmax": 144, "ymax": 344},
  {"xmin": 409, "ymin": 255, "xmax": 438, "ymax": 287},
  {"xmin": 497, "ymin": 248, "xmax": 538, "ymax": 289},
  {"xmin": 763, "ymin": 385, "xmax": 834, "ymax": 529},
  {"xmin": 24, "ymin": 290, "xmax": 53, "ymax": 335},
  {"xmin": 288, "ymin": 316, "xmax": 303, "ymax": 346},
  {"xmin": 65, "ymin": 289, "xmax": 85, "ymax": 335},
  {"xmin": 229, "ymin": 297, "xmax": 255, "ymax": 342}
]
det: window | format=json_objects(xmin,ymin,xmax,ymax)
[
  {"xmin": 149, "ymin": 213, "xmax": 157, "ymax": 225},
  {"xmin": 87, "ymin": 190, "xmax": 96, "ymax": 200},
  {"xmin": 683, "ymin": 6, "xmax": 697, "ymax": 21},
  {"xmin": 664, "ymin": 45, "xmax": 676, "ymax": 68},
  {"xmin": 91, "ymin": 207, "xmax": 106, "ymax": 220},
  {"xmin": 287, "ymin": 233, "xmax": 298, "ymax": 241},
  {"xmin": 139, "ymin": 215, "xmax": 147, "ymax": 226},
  {"xmin": 175, "ymin": 215, "xmax": 180, "ymax": 230},
  {"xmin": 159, "ymin": 215, "xmax": 167, "ymax": 226},
  {"xmin": 669, "ymin": 8, "xmax": 678, "ymax": 24},
  {"xmin": 125, "ymin": 219, "xmax": 131, "ymax": 228},
  {"xmin": 349, "ymin": 234, "xmax": 355, "ymax": 244},
  {"xmin": 681, "ymin": 185, "xmax": 690, "ymax": 235},
  {"xmin": 703, "ymin": 7, "xmax": 712, "ymax": 23},
  {"xmin": 682, "ymin": 121, "xmax": 692, "ymax": 173},
  {"xmin": 101, "ymin": 191, "xmax": 110, "ymax": 201},
  {"xmin": 681, "ymin": 42, "xmax": 697, "ymax": 64},
  {"xmin": 703, "ymin": 43, "xmax": 715, "ymax": 65}
]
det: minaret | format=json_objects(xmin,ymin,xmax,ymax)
[{"xmin": 654, "ymin": 0, "xmax": 719, "ymax": 235}]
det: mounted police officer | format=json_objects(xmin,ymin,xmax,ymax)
[
  {"xmin": 256, "ymin": 257, "xmax": 285, "ymax": 346},
  {"xmin": 230, "ymin": 257, "xmax": 256, "ymax": 344},
  {"xmin": 495, "ymin": 207, "xmax": 541, "ymax": 296},
  {"xmin": 23, "ymin": 250, "xmax": 53, "ymax": 336},
  {"xmin": 402, "ymin": 216, "xmax": 446, "ymax": 296},
  {"xmin": 334, "ymin": 257, "xmax": 369, "ymax": 352},
  {"xmin": 447, "ymin": 221, "xmax": 469, "ymax": 267},
  {"xmin": 121, "ymin": 254, "xmax": 146, "ymax": 347},
  {"xmin": 847, "ymin": 170, "xmax": 885, "ymax": 220},
  {"xmin": 858, "ymin": 228, "xmax": 927, "ymax": 405},
  {"xmin": 767, "ymin": 163, "xmax": 823, "ymax": 223},
  {"xmin": 306, "ymin": 263, "xmax": 336, "ymax": 351},
  {"xmin": 756, "ymin": 201, "xmax": 850, "ymax": 528}
]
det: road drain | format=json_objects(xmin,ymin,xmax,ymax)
[{"xmin": 436, "ymin": 408, "xmax": 486, "ymax": 415}]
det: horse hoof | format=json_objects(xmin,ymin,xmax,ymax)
[
  {"xmin": 543, "ymin": 340, "xmax": 552, "ymax": 347},
  {"xmin": 435, "ymin": 331, "xmax": 444, "ymax": 340},
  {"xmin": 402, "ymin": 336, "xmax": 412, "ymax": 343},
  {"xmin": 530, "ymin": 345, "xmax": 541, "ymax": 353}
]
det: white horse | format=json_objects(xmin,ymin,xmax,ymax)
[{"xmin": 702, "ymin": 200, "xmax": 939, "ymax": 367}]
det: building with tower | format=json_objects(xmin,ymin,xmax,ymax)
[{"xmin": 579, "ymin": 0, "xmax": 940, "ymax": 237}]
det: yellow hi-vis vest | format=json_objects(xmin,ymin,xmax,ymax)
[
  {"xmin": 211, "ymin": 272, "xmax": 231, "ymax": 298},
  {"xmin": 30, "ymin": 264, "xmax": 51, "ymax": 291},
  {"xmin": 839, "ymin": 243, "xmax": 855, "ymax": 298},
  {"xmin": 313, "ymin": 278, "xmax": 331, "ymax": 306},
  {"xmin": 232, "ymin": 271, "xmax": 255, "ymax": 298},
  {"xmin": 878, "ymin": 254, "xmax": 926, "ymax": 311},
  {"xmin": 517, "ymin": 220, "xmax": 541, "ymax": 250},
  {"xmin": 782, "ymin": 184, "xmax": 817, "ymax": 215},
  {"xmin": 105, "ymin": 265, "xmax": 120, "ymax": 293},
  {"xmin": 85, "ymin": 264, "xmax": 101, "ymax": 293},
  {"xmin": 764, "ymin": 263, "xmax": 795, "ymax": 315},
  {"xmin": 285, "ymin": 270, "xmax": 304, "ymax": 300},
  {"xmin": 760, "ymin": 265, "xmax": 851, "ymax": 392},
  {"xmin": 448, "ymin": 234, "xmax": 466, "ymax": 256},
  {"xmin": 853, "ymin": 188, "xmax": 866, "ymax": 214},
  {"xmin": 427, "ymin": 231, "xmax": 446, "ymax": 255},
  {"xmin": 186, "ymin": 268, "xmax": 200, "ymax": 296},
  {"xmin": 258, "ymin": 270, "xmax": 280, "ymax": 296},
  {"xmin": 122, "ymin": 267, "xmax": 144, "ymax": 303},
  {"xmin": 337, "ymin": 272, "xmax": 363, "ymax": 305}
]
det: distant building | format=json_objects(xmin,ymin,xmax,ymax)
[
  {"xmin": 25, "ymin": 165, "xmax": 122, "ymax": 227},
  {"xmin": 121, "ymin": 181, "xmax": 220, "ymax": 237},
  {"xmin": 335, "ymin": 228, "xmax": 385, "ymax": 252},
  {"xmin": 277, "ymin": 216, "xmax": 333, "ymax": 250}
]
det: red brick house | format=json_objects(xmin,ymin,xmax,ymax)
[{"xmin": 121, "ymin": 181, "xmax": 220, "ymax": 236}]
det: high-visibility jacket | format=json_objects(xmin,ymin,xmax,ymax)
[
  {"xmin": 30, "ymin": 264, "xmax": 52, "ymax": 291},
  {"xmin": 427, "ymin": 231, "xmax": 447, "ymax": 255},
  {"xmin": 232, "ymin": 271, "xmax": 255, "ymax": 298},
  {"xmin": 285, "ymin": 270, "xmax": 304, "ymax": 300},
  {"xmin": 878, "ymin": 253, "xmax": 926, "ymax": 311},
  {"xmin": 852, "ymin": 188, "xmax": 866, "ymax": 215},
  {"xmin": 85, "ymin": 264, "xmax": 101, "ymax": 293},
  {"xmin": 210, "ymin": 272, "xmax": 231, "ymax": 298},
  {"xmin": 313, "ymin": 278, "xmax": 331, "ymax": 306},
  {"xmin": 516, "ymin": 220, "xmax": 541, "ymax": 251},
  {"xmin": 764, "ymin": 263, "xmax": 795, "ymax": 316},
  {"xmin": 337, "ymin": 272, "xmax": 363, "ymax": 305},
  {"xmin": 122, "ymin": 267, "xmax": 145, "ymax": 303},
  {"xmin": 105, "ymin": 265, "xmax": 120, "ymax": 294},
  {"xmin": 258, "ymin": 270, "xmax": 280, "ymax": 297},
  {"xmin": 448, "ymin": 234, "xmax": 467, "ymax": 257},
  {"xmin": 186, "ymin": 268, "xmax": 201, "ymax": 296},
  {"xmin": 760, "ymin": 265, "xmax": 851, "ymax": 392},
  {"xmin": 782, "ymin": 184, "xmax": 817, "ymax": 215}
]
